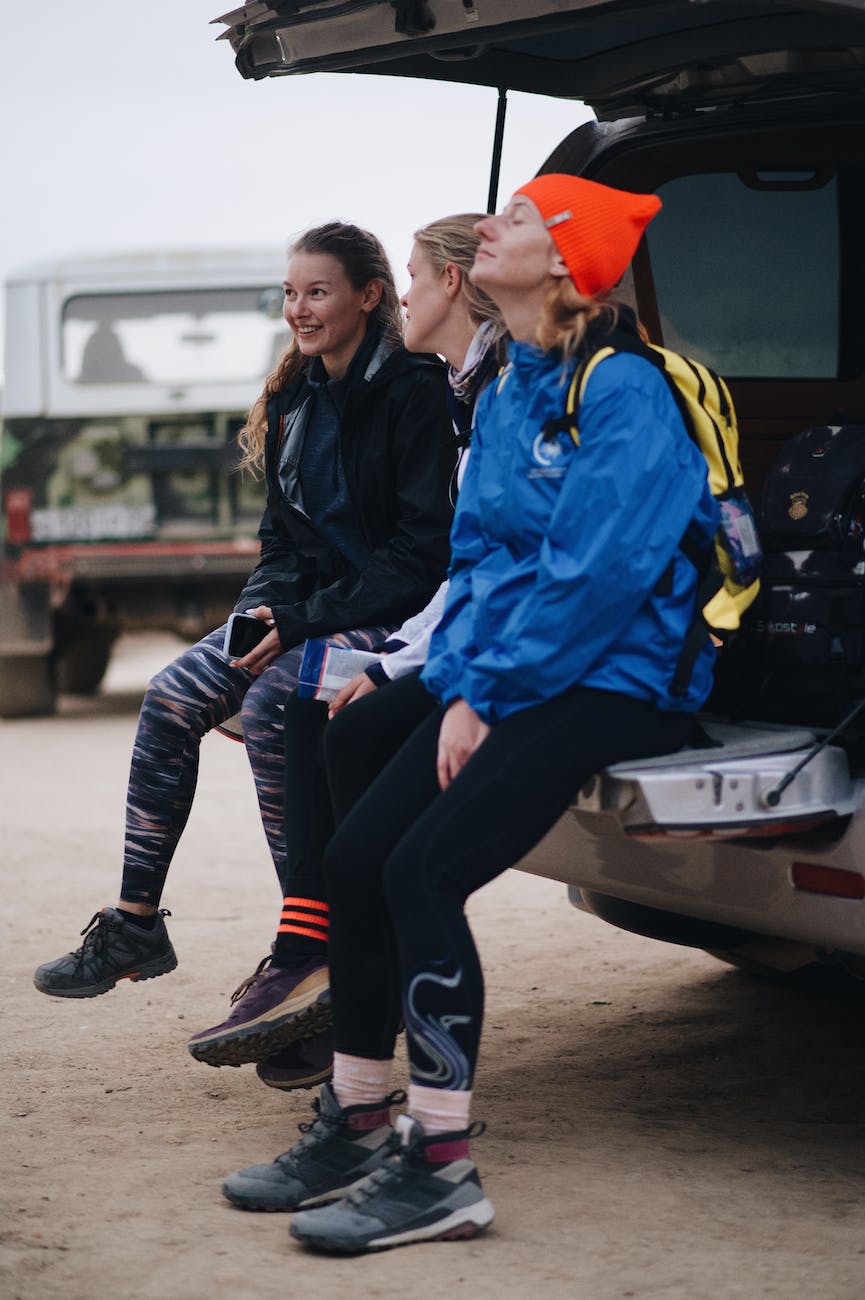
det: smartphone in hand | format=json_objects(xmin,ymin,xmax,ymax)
[{"xmin": 223, "ymin": 612, "xmax": 271, "ymax": 659}]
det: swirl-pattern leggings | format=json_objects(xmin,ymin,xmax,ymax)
[
  {"xmin": 323, "ymin": 682, "xmax": 693, "ymax": 1092},
  {"xmin": 120, "ymin": 622, "xmax": 390, "ymax": 906}
]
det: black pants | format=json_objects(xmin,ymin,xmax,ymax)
[
  {"xmin": 279, "ymin": 674, "xmax": 438, "ymax": 951},
  {"xmin": 322, "ymin": 685, "xmax": 692, "ymax": 1092}
]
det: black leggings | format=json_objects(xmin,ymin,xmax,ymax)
[
  {"xmin": 280, "ymin": 673, "xmax": 437, "ymax": 907},
  {"xmin": 322, "ymin": 685, "xmax": 692, "ymax": 1091}
]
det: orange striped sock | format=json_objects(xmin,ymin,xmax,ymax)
[{"xmin": 278, "ymin": 895, "xmax": 329, "ymax": 945}]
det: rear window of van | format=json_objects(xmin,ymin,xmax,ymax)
[{"xmin": 646, "ymin": 169, "xmax": 844, "ymax": 380}]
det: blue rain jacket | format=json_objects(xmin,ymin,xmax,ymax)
[{"xmin": 422, "ymin": 342, "xmax": 719, "ymax": 723}]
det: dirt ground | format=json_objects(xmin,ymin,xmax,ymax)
[{"xmin": 3, "ymin": 634, "xmax": 865, "ymax": 1300}]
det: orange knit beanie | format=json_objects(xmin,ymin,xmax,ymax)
[{"xmin": 515, "ymin": 173, "xmax": 662, "ymax": 297}]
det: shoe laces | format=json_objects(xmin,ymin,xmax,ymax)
[
  {"xmin": 73, "ymin": 907, "xmax": 170, "ymax": 969},
  {"xmin": 74, "ymin": 910, "xmax": 119, "ymax": 965},
  {"xmin": 343, "ymin": 1157, "xmax": 402, "ymax": 1207},
  {"xmin": 352, "ymin": 1117, "xmax": 487, "ymax": 1188},
  {"xmin": 296, "ymin": 1094, "xmax": 336, "ymax": 1138},
  {"xmin": 229, "ymin": 954, "xmax": 271, "ymax": 1006},
  {"xmin": 286, "ymin": 1088, "xmax": 406, "ymax": 1161},
  {"xmin": 344, "ymin": 1121, "xmax": 484, "ymax": 1206},
  {"xmin": 276, "ymin": 1104, "xmax": 338, "ymax": 1166}
]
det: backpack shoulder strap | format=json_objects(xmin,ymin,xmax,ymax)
[{"xmin": 542, "ymin": 345, "xmax": 616, "ymax": 446}]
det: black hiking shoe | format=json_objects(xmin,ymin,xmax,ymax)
[
  {"xmin": 222, "ymin": 1082, "xmax": 403, "ymax": 1212},
  {"xmin": 289, "ymin": 1114, "xmax": 494, "ymax": 1254},
  {"xmin": 33, "ymin": 908, "xmax": 177, "ymax": 998}
]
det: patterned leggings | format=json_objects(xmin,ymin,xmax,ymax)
[{"xmin": 120, "ymin": 622, "xmax": 390, "ymax": 906}]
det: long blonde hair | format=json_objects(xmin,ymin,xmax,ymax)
[
  {"xmin": 238, "ymin": 222, "xmax": 403, "ymax": 473},
  {"xmin": 413, "ymin": 214, "xmax": 504, "ymax": 332},
  {"xmin": 536, "ymin": 276, "xmax": 621, "ymax": 359}
]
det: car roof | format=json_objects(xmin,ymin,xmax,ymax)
[{"xmin": 213, "ymin": 0, "xmax": 865, "ymax": 118}]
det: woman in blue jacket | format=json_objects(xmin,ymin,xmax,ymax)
[{"xmin": 224, "ymin": 176, "xmax": 719, "ymax": 1253}]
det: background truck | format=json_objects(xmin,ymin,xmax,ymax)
[{"xmin": 0, "ymin": 247, "xmax": 288, "ymax": 716}]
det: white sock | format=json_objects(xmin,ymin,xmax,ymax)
[
  {"xmin": 408, "ymin": 1083, "xmax": 472, "ymax": 1135},
  {"xmin": 332, "ymin": 1052, "xmax": 394, "ymax": 1110}
]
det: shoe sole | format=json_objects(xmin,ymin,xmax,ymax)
[
  {"xmin": 290, "ymin": 1198, "xmax": 496, "ymax": 1253},
  {"xmin": 187, "ymin": 985, "xmax": 332, "ymax": 1067},
  {"xmin": 255, "ymin": 1061, "xmax": 334, "ymax": 1092},
  {"xmin": 33, "ymin": 949, "xmax": 178, "ymax": 999}
]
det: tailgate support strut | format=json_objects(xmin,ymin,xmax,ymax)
[
  {"xmin": 762, "ymin": 694, "xmax": 865, "ymax": 808},
  {"xmin": 487, "ymin": 87, "xmax": 509, "ymax": 213}
]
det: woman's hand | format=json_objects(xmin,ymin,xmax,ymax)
[
  {"xmin": 436, "ymin": 698, "xmax": 490, "ymax": 790},
  {"xmin": 328, "ymin": 672, "xmax": 378, "ymax": 718},
  {"xmin": 230, "ymin": 606, "xmax": 283, "ymax": 675}
]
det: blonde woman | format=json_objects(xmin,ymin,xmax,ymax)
[
  {"xmin": 34, "ymin": 222, "xmax": 454, "ymax": 1006},
  {"xmin": 224, "ymin": 177, "xmax": 719, "ymax": 1253}
]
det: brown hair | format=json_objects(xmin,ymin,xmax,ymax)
[
  {"xmin": 413, "ymin": 214, "xmax": 504, "ymax": 331},
  {"xmin": 238, "ymin": 222, "xmax": 403, "ymax": 473}
]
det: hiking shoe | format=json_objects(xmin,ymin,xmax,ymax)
[
  {"xmin": 289, "ymin": 1114, "xmax": 494, "ymax": 1254},
  {"xmin": 256, "ymin": 1028, "xmax": 334, "ymax": 1092},
  {"xmin": 222, "ymin": 1081, "xmax": 403, "ymax": 1212},
  {"xmin": 187, "ymin": 957, "xmax": 330, "ymax": 1067},
  {"xmin": 33, "ymin": 908, "xmax": 177, "ymax": 999}
]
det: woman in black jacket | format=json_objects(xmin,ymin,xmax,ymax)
[
  {"xmin": 187, "ymin": 214, "xmax": 504, "ymax": 1078},
  {"xmin": 33, "ymin": 221, "xmax": 454, "ymax": 1002}
]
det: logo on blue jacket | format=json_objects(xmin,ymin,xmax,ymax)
[{"xmin": 530, "ymin": 432, "xmax": 567, "ymax": 479}]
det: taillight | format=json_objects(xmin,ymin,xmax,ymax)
[
  {"xmin": 4, "ymin": 488, "xmax": 33, "ymax": 544},
  {"xmin": 791, "ymin": 862, "xmax": 865, "ymax": 899}
]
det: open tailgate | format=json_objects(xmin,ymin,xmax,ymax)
[{"xmin": 214, "ymin": 0, "xmax": 865, "ymax": 118}]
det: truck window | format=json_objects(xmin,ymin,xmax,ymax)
[{"xmin": 62, "ymin": 287, "xmax": 288, "ymax": 387}]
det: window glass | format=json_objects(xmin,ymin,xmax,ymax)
[
  {"xmin": 646, "ymin": 172, "xmax": 840, "ymax": 378},
  {"xmin": 62, "ymin": 287, "xmax": 289, "ymax": 385}
]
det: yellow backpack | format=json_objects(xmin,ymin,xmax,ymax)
[{"xmin": 548, "ymin": 335, "xmax": 762, "ymax": 697}]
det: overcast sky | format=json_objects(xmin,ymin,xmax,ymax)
[{"xmin": 0, "ymin": 1, "xmax": 592, "ymax": 374}]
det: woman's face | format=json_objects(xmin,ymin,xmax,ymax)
[
  {"xmin": 471, "ymin": 196, "xmax": 562, "ymax": 297},
  {"xmin": 400, "ymin": 241, "xmax": 453, "ymax": 355},
  {"xmin": 283, "ymin": 251, "xmax": 379, "ymax": 377}
]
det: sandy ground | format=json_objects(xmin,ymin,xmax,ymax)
[{"xmin": 3, "ymin": 634, "xmax": 865, "ymax": 1300}]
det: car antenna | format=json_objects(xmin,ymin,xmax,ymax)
[{"xmin": 487, "ymin": 86, "xmax": 509, "ymax": 213}]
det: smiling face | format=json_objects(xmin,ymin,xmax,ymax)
[{"xmin": 283, "ymin": 251, "xmax": 381, "ymax": 378}]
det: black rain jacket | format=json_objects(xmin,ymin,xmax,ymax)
[{"xmin": 234, "ymin": 335, "xmax": 455, "ymax": 650}]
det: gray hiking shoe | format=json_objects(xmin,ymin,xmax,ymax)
[
  {"xmin": 187, "ymin": 956, "xmax": 330, "ymax": 1067},
  {"xmin": 33, "ymin": 908, "xmax": 177, "ymax": 999},
  {"xmin": 289, "ymin": 1113, "xmax": 494, "ymax": 1254},
  {"xmin": 222, "ymin": 1082, "xmax": 404, "ymax": 1212}
]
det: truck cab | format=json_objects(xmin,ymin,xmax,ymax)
[{"xmin": 0, "ymin": 247, "xmax": 287, "ymax": 714}]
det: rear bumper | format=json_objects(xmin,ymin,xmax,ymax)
[{"xmin": 516, "ymin": 795, "xmax": 865, "ymax": 957}]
